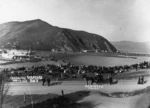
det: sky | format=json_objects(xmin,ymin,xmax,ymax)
[{"xmin": 0, "ymin": 0, "xmax": 150, "ymax": 42}]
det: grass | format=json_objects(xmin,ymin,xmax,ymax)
[
  {"xmin": 4, "ymin": 91, "xmax": 91, "ymax": 108},
  {"xmin": 100, "ymin": 86, "xmax": 150, "ymax": 98},
  {"xmin": 3, "ymin": 93, "xmax": 59, "ymax": 108},
  {"xmin": 2, "ymin": 85, "xmax": 150, "ymax": 108}
]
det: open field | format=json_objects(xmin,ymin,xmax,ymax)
[
  {"xmin": 8, "ymin": 72, "xmax": 150, "ymax": 95},
  {"xmin": 5, "ymin": 79, "xmax": 150, "ymax": 108},
  {"xmin": 2, "ymin": 69, "xmax": 150, "ymax": 108}
]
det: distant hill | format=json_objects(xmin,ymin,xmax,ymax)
[
  {"xmin": 0, "ymin": 19, "xmax": 117, "ymax": 52},
  {"xmin": 111, "ymin": 41, "xmax": 150, "ymax": 54}
]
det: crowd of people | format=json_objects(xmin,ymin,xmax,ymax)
[{"xmin": 1, "ymin": 59, "xmax": 150, "ymax": 85}]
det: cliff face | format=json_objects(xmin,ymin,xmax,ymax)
[{"xmin": 0, "ymin": 19, "xmax": 117, "ymax": 52}]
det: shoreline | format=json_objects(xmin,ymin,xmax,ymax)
[{"xmin": 0, "ymin": 54, "xmax": 136, "ymax": 66}]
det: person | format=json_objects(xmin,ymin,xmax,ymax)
[
  {"xmin": 141, "ymin": 76, "xmax": 144, "ymax": 84},
  {"xmin": 91, "ymin": 77, "xmax": 94, "ymax": 85},
  {"xmin": 85, "ymin": 77, "xmax": 89, "ymax": 85},
  {"xmin": 99, "ymin": 74, "xmax": 103, "ymax": 82},
  {"xmin": 135, "ymin": 64, "xmax": 138, "ymax": 71},
  {"xmin": 109, "ymin": 76, "xmax": 113, "ymax": 85},
  {"xmin": 42, "ymin": 77, "xmax": 46, "ymax": 86},
  {"xmin": 47, "ymin": 78, "xmax": 51, "ymax": 86},
  {"xmin": 138, "ymin": 76, "xmax": 141, "ymax": 84}
]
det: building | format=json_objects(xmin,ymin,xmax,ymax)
[
  {"xmin": 81, "ymin": 50, "xmax": 88, "ymax": 53},
  {"xmin": 1, "ymin": 49, "xmax": 33, "ymax": 60}
]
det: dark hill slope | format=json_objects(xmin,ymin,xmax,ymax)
[{"xmin": 0, "ymin": 19, "xmax": 117, "ymax": 52}]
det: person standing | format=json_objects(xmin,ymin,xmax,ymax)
[
  {"xmin": 91, "ymin": 77, "xmax": 94, "ymax": 85},
  {"xmin": 42, "ymin": 77, "xmax": 46, "ymax": 86},
  {"xmin": 47, "ymin": 78, "xmax": 51, "ymax": 86},
  {"xmin": 85, "ymin": 76, "xmax": 89, "ymax": 85},
  {"xmin": 109, "ymin": 76, "xmax": 113, "ymax": 85},
  {"xmin": 141, "ymin": 76, "xmax": 144, "ymax": 84},
  {"xmin": 138, "ymin": 76, "xmax": 141, "ymax": 84},
  {"xmin": 135, "ymin": 64, "xmax": 138, "ymax": 71},
  {"xmin": 47, "ymin": 75, "xmax": 51, "ymax": 86}
]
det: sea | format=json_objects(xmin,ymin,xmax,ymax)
[{"xmin": 69, "ymin": 56, "xmax": 150, "ymax": 67}]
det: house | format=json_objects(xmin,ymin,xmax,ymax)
[
  {"xmin": 1, "ymin": 49, "xmax": 33, "ymax": 60},
  {"xmin": 82, "ymin": 50, "xmax": 88, "ymax": 53},
  {"xmin": 82, "ymin": 50, "xmax": 96, "ymax": 53}
]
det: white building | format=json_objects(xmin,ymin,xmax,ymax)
[
  {"xmin": 82, "ymin": 50, "xmax": 88, "ymax": 53},
  {"xmin": 1, "ymin": 49, "xmax": 32, "ymax": 60}
]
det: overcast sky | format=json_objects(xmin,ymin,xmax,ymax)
[{"xmin": 0, "ymin": 0, "xmax": 150, "ymax": 42}]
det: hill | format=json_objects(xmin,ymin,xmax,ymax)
[
  {"xmin": 0, "ymin": 19, "xmax": 117, "ymax": 52},
  {"xmin": 111, "ymin": 41, "xmax": 150, "ymax": 54}
]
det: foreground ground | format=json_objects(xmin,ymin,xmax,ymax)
[{"xmin": 3, "ymin": 69, "xmax": 150, "ymax": 108}]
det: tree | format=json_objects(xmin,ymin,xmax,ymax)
[{"xmin": 0, "ymin": 74, "xmax": 9, "ymax": 108}]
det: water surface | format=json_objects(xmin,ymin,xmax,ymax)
[{"xmin": 70, "ymin": 56, "xmax": 150, "ymax": 66}]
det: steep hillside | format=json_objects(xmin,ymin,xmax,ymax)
[{"xmin": 0, "ymin": 19, "xmax": 117, "ymax": 52}]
